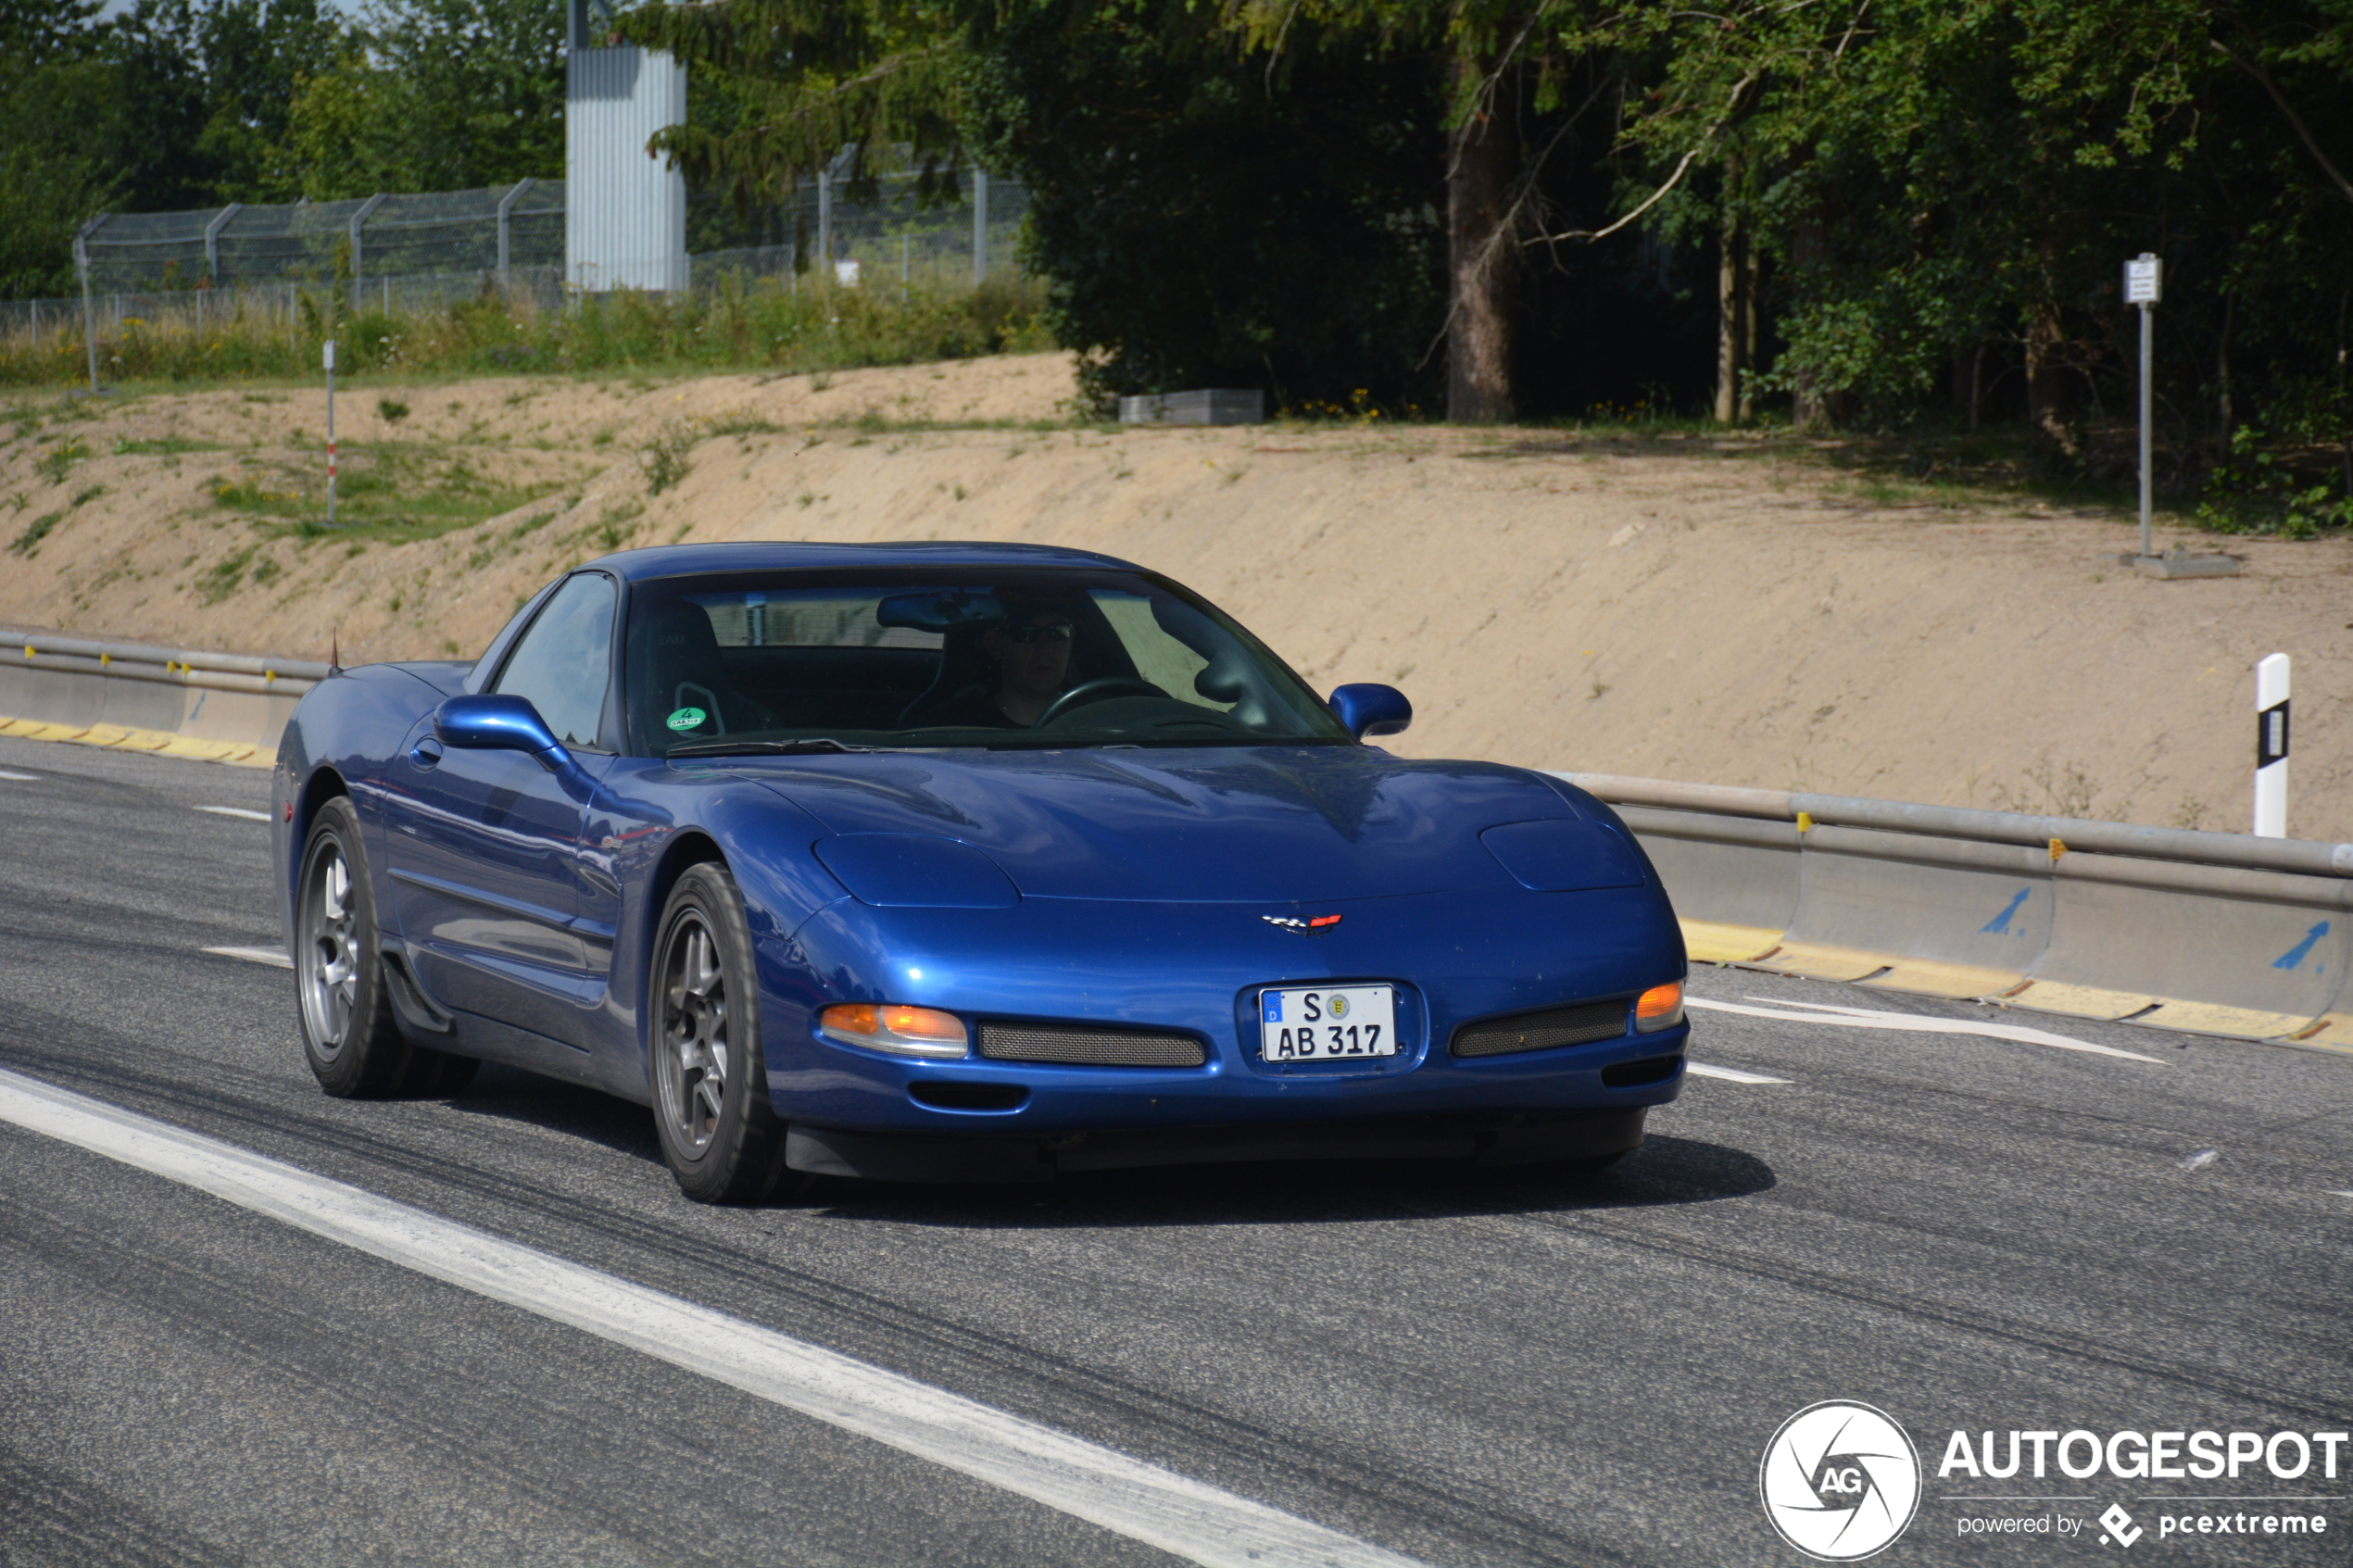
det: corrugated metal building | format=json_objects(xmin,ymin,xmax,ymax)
[{"xmin": 565, "ymin": 0, "xmax": 687, "ymax": 294}]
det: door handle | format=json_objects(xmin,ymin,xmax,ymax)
[{"xmin": 409, "ymin": 736, "xmax": 445, "ymax": 769}]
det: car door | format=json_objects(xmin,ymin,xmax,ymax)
[{"xmin": 384, "ymin": 571, "xmax": 619, "ymax": 1046}]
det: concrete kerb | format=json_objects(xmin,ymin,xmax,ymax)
[
  {"xmin": 2030, "ymin": 855, "xmax": 2353, "ymax": 1038},
  {"xmin": 0, "ymin": 628, "xmax": 319, "ymax": 767},
  {"xmin": 1561, "ymin": 771, "xmax": 2353, "ymax": 1049},
  {"xmin": 1780, "ymin": 826, "xmax": 2054, "ymax": 1000}
]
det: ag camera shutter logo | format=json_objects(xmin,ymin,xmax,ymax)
[{"xmin": 1760, "ymin": 1401, "xmax": 1922, "ymax": 1560}]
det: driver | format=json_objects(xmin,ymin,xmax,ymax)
[{"xmin": 932, "ymin": 601, "xmax": 1076, "ymax": 728}]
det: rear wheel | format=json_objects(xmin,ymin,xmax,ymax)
[
  {"xmin": 296, "ymin": 797, "xmax": 476, "ymax": 1098},
  {"xmin": 648, "ymin": 862, "xmax": 800, "ymax": 1203}
]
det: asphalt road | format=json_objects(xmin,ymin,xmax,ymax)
[{"xmin": 0, "ymin": 734, "xmax": 2347, "ymax": 1568}]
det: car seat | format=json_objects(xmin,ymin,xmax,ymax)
[
  {"xmin": 895, "ymin": 623, "xmax": 997, "ymax": 728},
  {"xmin": 641, "ymin": 599, "xmax": 774, "ymax": 737}
]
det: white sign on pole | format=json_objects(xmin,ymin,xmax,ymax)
[
  {"xmin": 2125, "ymin": 254, "xmax": 2161, "ymax": 306},
  {"xmin": 322, "ymin": 340, "xmax": 335, "ymax": 370}
]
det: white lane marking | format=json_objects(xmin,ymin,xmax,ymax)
[
  {"xmin": 1685, "ymin": 1062, "xmax": 1792, "ymax": 1085},
  {"xmin": 2331, "ymin": 1191, "xmax": 2353, "ymax": 1199},
  {"xmin": 2179, "ymin": 1148, "xmax": 2218, "ymax": 1171},
  {"xmin": 203, "ymin": 946, "xmax": 294, "ymax": 970},
  {"xmin": 0, "ymin": 1068, "xmax": 1426, "ymax": 1568},
  {"xmin": 0, "ymin": 769, "xmax": 38, "ymax": 781},
  {"xmin": 1685, "ymin": 996, "xmax": 2167, "ymax": 1064},
  {"xmin": 195, "ymin": 805, "xmax": 271, "ymax": 822}
]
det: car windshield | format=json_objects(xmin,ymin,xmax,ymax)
[{"xmin": 623, "ymin": 567, "xmax": 1356, "ymax": 757}]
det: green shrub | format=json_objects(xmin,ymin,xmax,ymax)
[{"xmin": 8, "ymin": 511, "xmax": 61, "ymax": 554}]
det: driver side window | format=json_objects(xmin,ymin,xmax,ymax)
[{"xmin": 493, "ymin": 573, "xmax": 616, "ymax": 747}]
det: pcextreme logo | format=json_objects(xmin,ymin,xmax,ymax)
[{"xmin": 1759, "ymin": 1401, "xmax": 1924, "ymax": 1561}]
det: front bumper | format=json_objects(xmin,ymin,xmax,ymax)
[
  {"xmin": 760, "ymin": 885, "xmax": 1688, "ymax": 1163},
  {"xmin": 782, "ymin": 1105, "xmax": 1655, "ymax": 1184}
]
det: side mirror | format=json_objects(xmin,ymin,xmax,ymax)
[
  {"xmin": 1327, "ymin": 683, "xmax": 1412, "ymax": 740},
  {"xmin": 434, "ymin": 694, "xmax": 570, "ymax": 769}
]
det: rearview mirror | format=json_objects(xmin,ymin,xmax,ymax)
[
  {"xmin": 1327, "ymin": 684, "xmax": 1412, "ymax": 740},
  {"xmin": 434, "ymin": 695, "xmax": 568, "ymax": 766}
]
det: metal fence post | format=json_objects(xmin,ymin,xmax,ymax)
[
  {"xmin": 497, "ymin": 178, "xmax": 535, "ymax": 292},
  {"xmin": 349, "ymin": 193, "xmax": 387, "ymax": 313},
  {"xmin": 74, "ymin": 217, "xmax": 107, "ymax": 391},
  {"xmin": 972, "ymin": 169, "xmax": 988, "ymax": 286},
  {"xmin": 204, "ymin": 203, "xmax": 242, "ymax": 287}
]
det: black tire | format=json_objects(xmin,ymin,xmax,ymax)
[
  {"xmin": 296, "ymin": 797, "xmax": 415, "ymax": 1097},
  {"xmin": 296, "ymin": 797, "xmax": 478, "ymax": 1099},
  {"xmin": 648, "ymin": 862, "xmax": 798, "ymax": 1203}
]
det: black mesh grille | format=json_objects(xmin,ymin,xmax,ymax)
[
  {"xmin": 1450, "ymin": 1000, "xmax": 1628, "ymax": 1059},
  {"xmin": 977, "ymin": 1022, "xmax": 1207, "ymax": 1067}
]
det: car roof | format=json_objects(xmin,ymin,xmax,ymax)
[{"xmin": 582, "ymin": 541, "xmax": 1147, "ymax": 583}]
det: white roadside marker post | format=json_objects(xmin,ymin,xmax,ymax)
[
  {"xmin": 323, "ymin": 338, "xmax": 337, "ymax": 528},
  {"xmin": 2116, "ymin": 253, "xmax": 2240, "ymax": 579},
  {"xmin": 2255, "ymin": 652, "xmax": 2289, "ymax": 837}
]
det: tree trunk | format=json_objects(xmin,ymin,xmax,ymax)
[
  {"xmin": 1739, "ymin": 238, "xmax": 1759, "ymax": 422},
  {"xmin": 1715, "ymin": 201, "xmax": 1743, "ymax": 424},
  {"xmin": 2216, "ymin": 291, "xmax": 2236, "ymax": 458},
  {"xmin": 1446, "ymin": 55, "xmax": 1516, "ymax": 424},
  {"xmin": 2025, "ymin": 301, "xmax": 2073, "ymax": 449}
]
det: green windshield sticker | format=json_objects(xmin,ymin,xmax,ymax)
[{"xmin": 665, "ymin": 706, "xmax": 708, "ymax": 732}]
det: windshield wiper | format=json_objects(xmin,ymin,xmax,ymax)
[{"xmin": 667, "ymin": 737, "xmax": 885, "ymax": 758}]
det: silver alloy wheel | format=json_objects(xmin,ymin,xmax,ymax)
[
  {"xmin": 299, "ymin": 840, "xmax": 359, "ymax": 1059},
  {"xmin": 657, "ymin": 914, "xmax": 729, "ymax": 1153}
]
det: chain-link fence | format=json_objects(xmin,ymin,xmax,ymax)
[{"xmin": 0, "ymin": 169, "xmax": 1028, "ymax": 345}]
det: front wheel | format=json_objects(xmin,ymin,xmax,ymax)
[
  {"xmin": 297, "ymin": 798, "xmax": 406, "ymax": 1095},
  {"xmin": 648, "ymin": 862, "xmax": 799, "ymax": 1203}
]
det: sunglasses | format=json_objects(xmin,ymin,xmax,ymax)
[{"xmin": 1001, "ymin": 622, "xmax": 1074, "ymax": 644}]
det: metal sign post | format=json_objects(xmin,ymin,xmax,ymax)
[
  {"xmin": 2114, "ymin": 253, "xmax": 2239, "ymax": 578},
  {"xmin": 2255, "ymin": 653, "xmax": 2289, "ymax": 837},
  {"xmin": 2126, "ymin": 254, "xmax": 2160, "ymax": 560},
  {"xmin": 323, "ymin": 339, "xmax": 338, "ymax": 528}
]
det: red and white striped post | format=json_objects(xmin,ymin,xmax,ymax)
[
  {"xmin": 323, "ymin": 338, "xmax": 337, "ymax": 527},
  {"xmin": 2255, "ymin": 653, "xmax": 2289, "ymax": 837}
]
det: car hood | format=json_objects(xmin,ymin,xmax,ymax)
[{"xmin": 727, "ymin": 745, "xmax": 1592, "ymax": 904}]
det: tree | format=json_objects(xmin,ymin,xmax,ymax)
[
  {"xmin": 275, "ymin": 0, "xmax": 566, "ymax": 197},
  {"xmin": 963, "ymin": 0, "xmax": 1446, "ymax": 411},
  {"xmin": 612, "ymin": 0, "xmax": 966, "ymax": 208},
  {"xmin": 0, "ymin": 0, "xmax": 122, "ymax": 295}
]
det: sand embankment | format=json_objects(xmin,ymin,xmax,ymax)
[{"xmin": 4, "ymin": 351, "xmax": 2347, "ymax": 837}]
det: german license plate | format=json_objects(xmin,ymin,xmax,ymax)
[{"xmin": 1259, "ymin": 985, "xmax": 1397, "ymax": 1061}]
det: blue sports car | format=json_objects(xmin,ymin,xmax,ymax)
[{"xmin": 273, "ymin": 543, "xmax": 1688, "ymax": 1201}]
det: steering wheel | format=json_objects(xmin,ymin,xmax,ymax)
[{"xmin": 1036, "ymin": 677, "xmax": 1166, "ymax": 727}]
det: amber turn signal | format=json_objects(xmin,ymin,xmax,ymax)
[
  {"xmin": 1633, "ymin": 981, "xmax": 1684, "ymax": 1032},
  {"xmin": 819, "ymin": 1002, "xmax": 970, "ymax": 1058}
]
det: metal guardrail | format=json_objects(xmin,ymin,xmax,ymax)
[
  {"xmin": 1561, "ymin": 772, "xmax": 2353, "ymax": 880},
  {"xmin": 1556, "ymin": 771, "xmax": 2353, "ymax": 1048},
  {"xmin": 3, "ymin": 627, "xmax": 327, "ymax": 698}
]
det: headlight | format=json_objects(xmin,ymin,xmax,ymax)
[
  {"xmin": 818, "ymin": 1002, "xmax": 971, "ymax": 1059},
  {"xmin": 1633, "ymin": 981, "xmax": 1684, "ymax": 1033}
]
